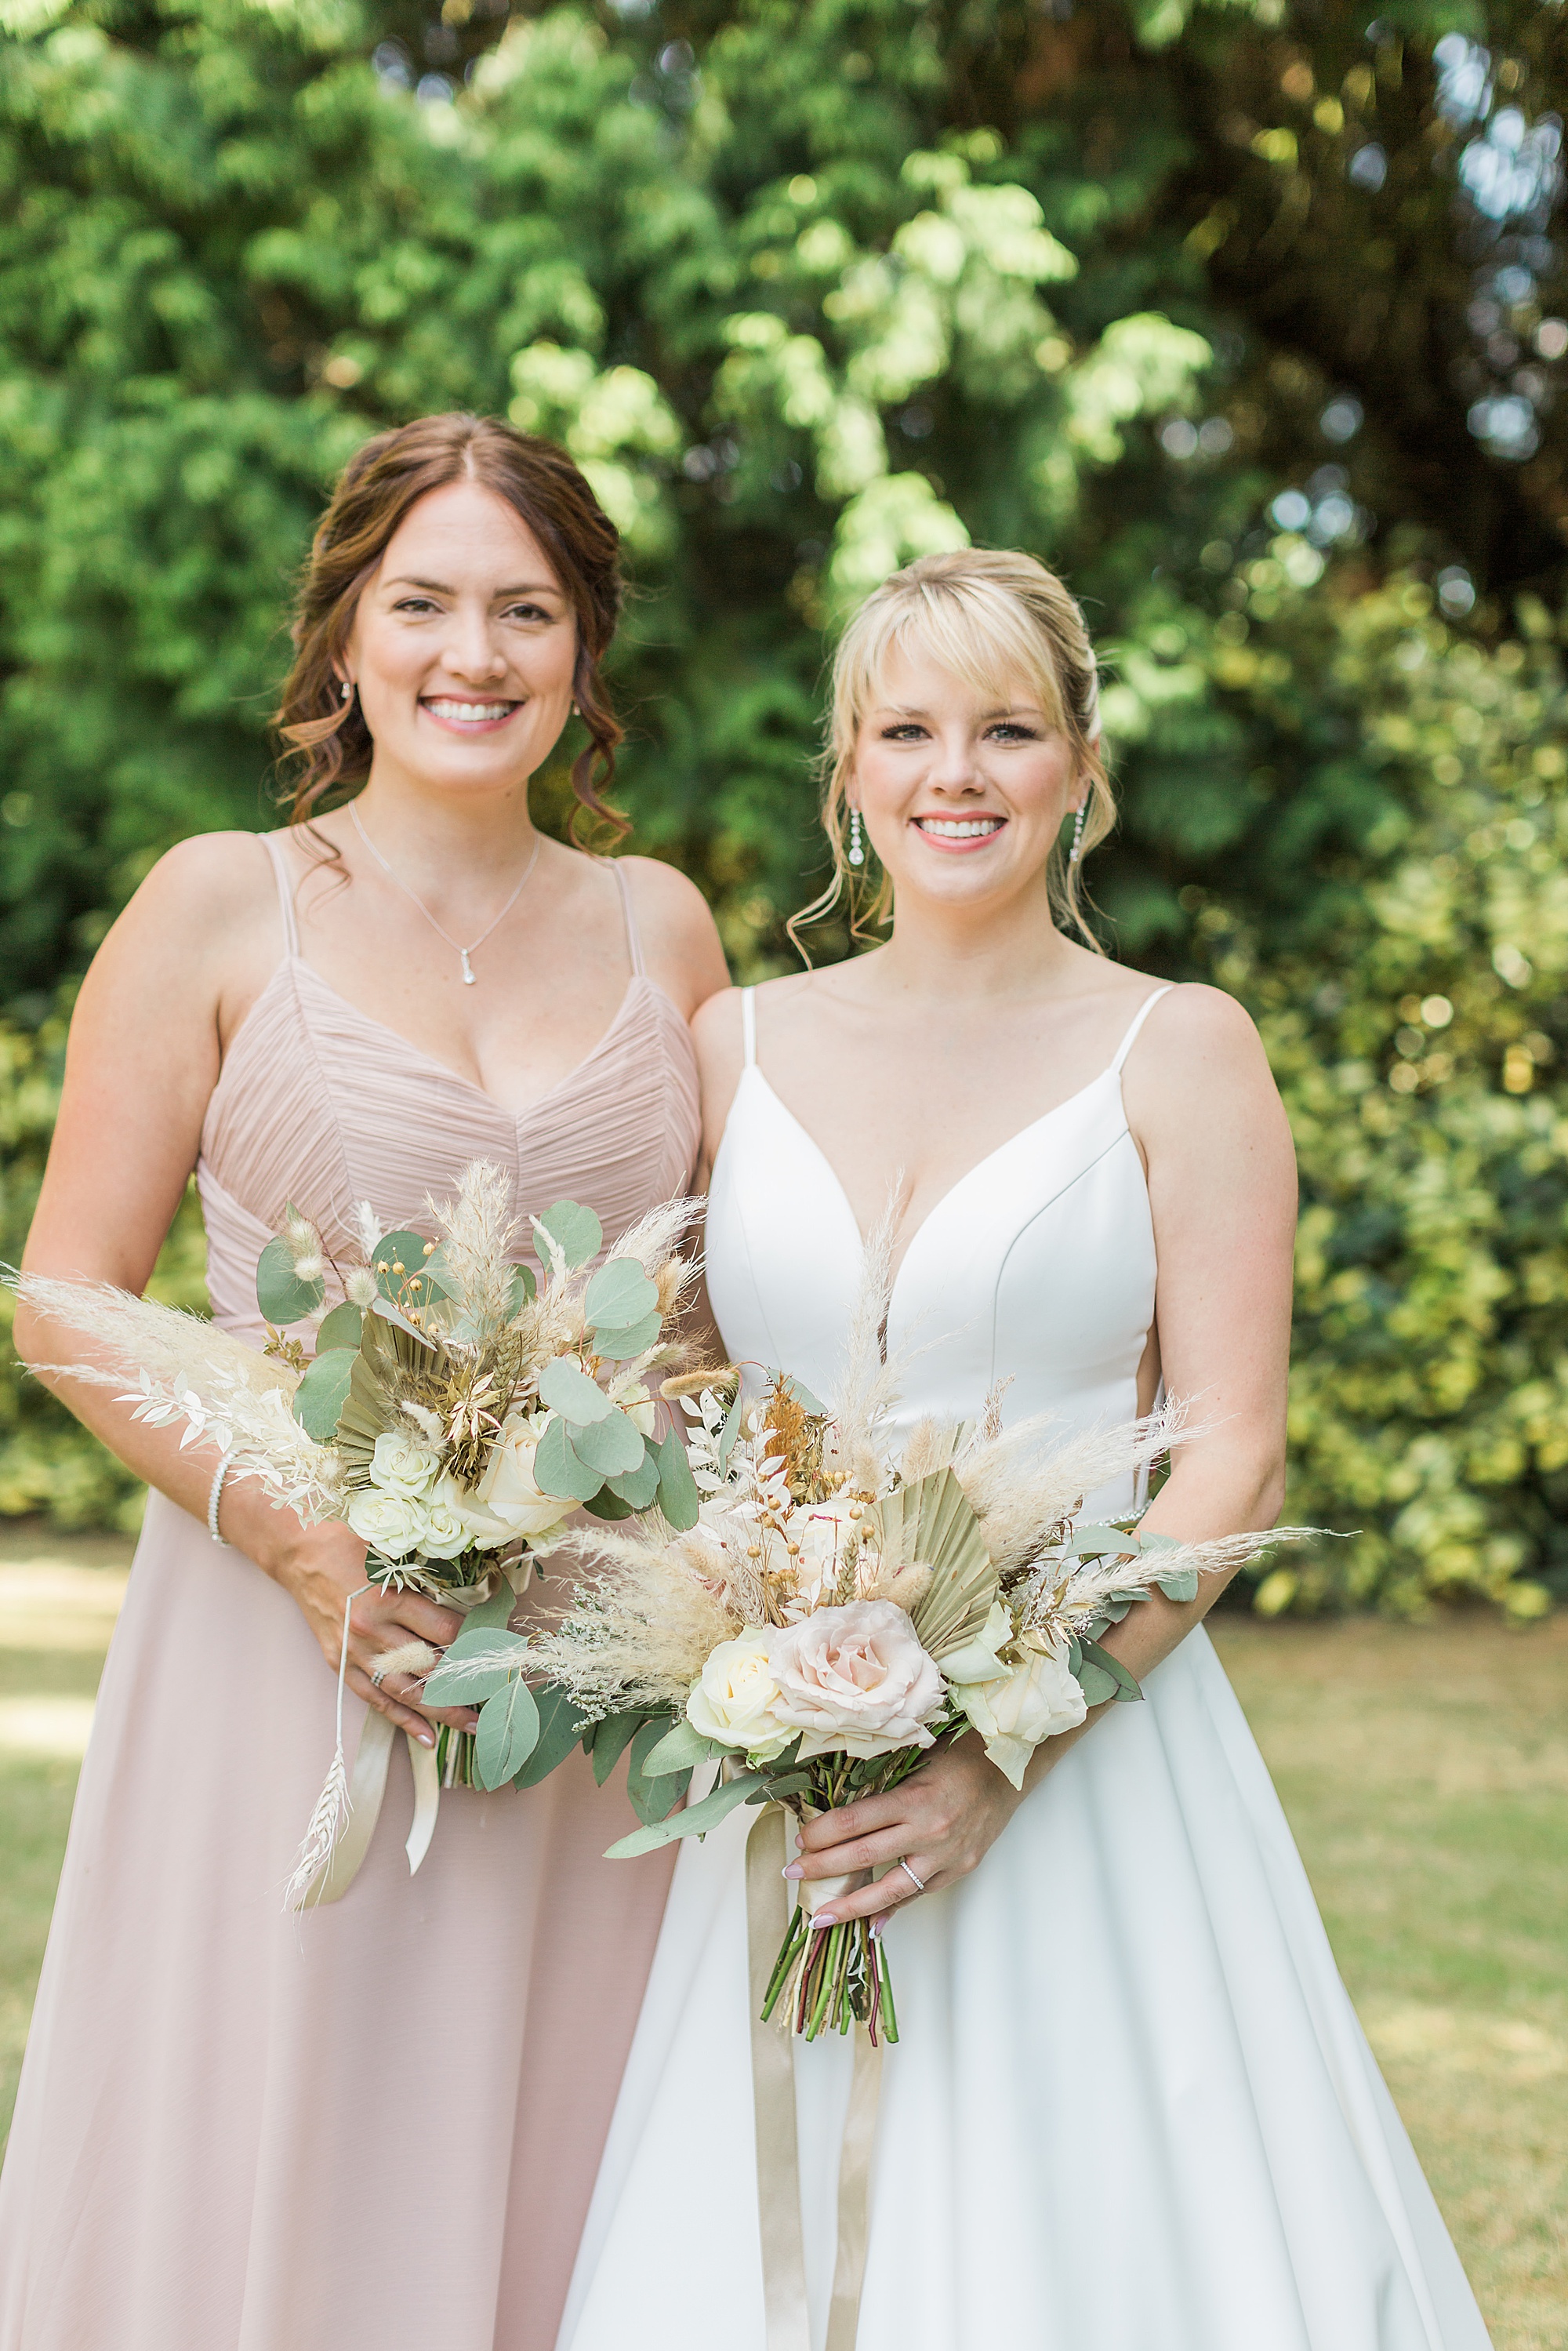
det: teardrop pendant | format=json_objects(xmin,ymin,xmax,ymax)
[
  {"xmin": 460, "ymin": 950, "xmax": 477, "ymax": 985},
  {"xmin": 848, "ymin": 807, "xmax": 866, "ymax": 867}
]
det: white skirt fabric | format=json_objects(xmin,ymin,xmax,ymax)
[{"xmin": 557, "ymin": 1627, "xmax": 1492, "ymax": 2351}]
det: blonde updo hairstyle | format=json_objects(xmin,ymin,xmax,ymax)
[{"xmin": 796, "ymin": 547, "xmax": 1114, "ymax": 952}]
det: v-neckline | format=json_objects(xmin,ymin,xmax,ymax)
[
  {"xmin": 285, "ymin": 956, "xmax": 649, "ymax": 1123},
  {"xmin": 741, "ymin": 1061, "xmax": 1125, "ymax": 1306}
]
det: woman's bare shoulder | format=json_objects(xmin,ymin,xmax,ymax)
[{"xmin": 616, "ymin": 854, "xmax": 729, "ymax": 1013}]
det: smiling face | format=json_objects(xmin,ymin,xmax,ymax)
[
  {"xmin": 343, "ymin": 478, "xmax": 577, "ymax": 803},
  {"xmin": 851, "ymin": 641, "xmax": 1082, "ymax": 915}
]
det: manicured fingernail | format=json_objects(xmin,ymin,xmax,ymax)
[
  {"xmin": 782, "ymin": 1863, "xmax": 803, "ymax": 1879},
  {"xmin": 813, "ymin": 1913, "xmax": 837, "ymax": 1930},
  {"xmin": 416, "ymin": 1730, "xmax": 435, "ymax": 1747},
  {"xmin": 793, "ymin": 1833, "xmax": 802, "ymax": 1849},
  {"xmin": 870, "ymin": 1917, "xmax": 884, "ymax": 1941}
]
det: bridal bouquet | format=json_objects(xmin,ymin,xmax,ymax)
[
  {"xmin": 16, "ymin": 1163, "xmax": 702, "ymax": 1897},
  {"xmin": 520, "ymin": 1260, "xmax": 1299, "ymax": 2044}
]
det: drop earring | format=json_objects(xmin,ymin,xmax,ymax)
[
  {"xmin": 340, "ymin": 680, "xmax": 354, "ymax": 704},
  {"xmin": 1069, "ymin": 802, "xmax": 1087, "ymax": 864},
  {"xmin": 848, "ymin": 806, "xmax": 865, "ymax": 867}
]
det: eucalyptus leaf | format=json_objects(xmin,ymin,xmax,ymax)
[
  {"xmin": 1076, "ymin": 1636, "xmax": 1143, "ymax": 1705},
  {"xmin": 605, "ymin": 1447, "xmax": 661, "ymax": 1508},
  {"xmin": 372, "ymin": 1230, "xmax": 437, "ymax": 1306},
  {"xmin": 508, "ymin": 1263, "xmax": 536, "ymax": 1313},
  {"xmin": 463, "ymin": 1583, "xmax": 519, "ymax": 1631},
  {"xmin": 590, "ymin": 1710, "xmax": 646, "ymax": 1786},
  {"xmin": 780, "ymin": 1375, "xmax": 826, "ymax": 1415},
  {"xmin": 291, "ymin": 1347, "xmax": 357, "ymax": 1441},
  {"xmin": 655, "ymin": 1430, "xmax": 701, "ymax": 1531},
  {"xmin": 1069, "ymin": 1524, "xmax": 1141, "ymax": 1559},
  {"xmin": 315, "ymin": 1301, "xmax": 363, "ymax": 1351},
  {"xmin": 256, "ymin": 1234, "xmax": 325, "ymax": 1327},
  {"xmin": 1075, "ymin": 1659, "xmax": 1120, "ymax": 1706},
  {"xmin": 593, "ymin": 1310, "xmax": 663, "ymax": 1361},
  {"xmin": 535, "ymin": 1416, "xmax": 607, "ymax": 1505},
  {"xmin": 415, "ymin": 1243, "xmax": 459, "ymax": 1299},
  {"xmin": 536, "ymin": 1200, "xmax": 603, "ymax": 1271},
  {"xmin": 1135, "ymin": 1530, "xmax": 1182, "ymax": 1553},
  {"xmin": 422, "ymin": 1625, "xmax": 530, "ymax": 1706},
  {"xmin": 475, "ymin": 1676, "xmax": 541, "ymax": 1789},
  {"xmin": 539, "ymin": 1356, "xmax": 615, "ymax": 1426},
  {"xmin": 626, "ymin": 1717, "xmax": 692, "ymax": 1827},
  {"xmin": 585, "ymin": 1257, "xmax": 658, "ymax": 1332},
  {"xmin": 717, "ymin": 1387, "xmax": 744, "ymax": 1472},
  {"xmin": 1154, "ymin": 1567, "xmax": 1200, "ymax": 1603},
  {"xmin": 583, "ymin": 1489, "xmax": 633, "ymax": 1520},
  {"xmin": 571, "ymin": 1407, "xmax": 644, "ymax": 1477},
  {"xmin": 604, "ymin": 1769, "xmax": 764, "ymax": 1859},
  {"xmin": 512, "ymin": 1683, "xmax": 587, "ymax": 1789},
  {"xmin": 642, "ymin": 1717, "xmax": 722, "ymax": 1777}
]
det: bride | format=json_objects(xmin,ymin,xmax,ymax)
[{"xmin": 557, "ymin": 550, "xmax": 1493, "ymax": 2350}]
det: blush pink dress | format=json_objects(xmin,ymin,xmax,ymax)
[{"xmin": 0, "ymin": 832, "xmax": 699, "ymax": 2351}]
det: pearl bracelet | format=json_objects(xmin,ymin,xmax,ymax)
[{"xmin": 207, "ymin": 1449, "xmax": 236, "ymax": 1546}]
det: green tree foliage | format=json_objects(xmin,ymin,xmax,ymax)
[{"xmin": 1, "ymin": 0, "xmax": 1564, "ymax": 1611}]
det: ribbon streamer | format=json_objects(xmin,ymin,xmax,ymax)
[
  {"xmin": 299, "ymin": 1713, "xmax": 441, "ymax": 1906},
  {"xmin": 746, "ymin": 1804, "xmax": 884, "ymax": 2351}
]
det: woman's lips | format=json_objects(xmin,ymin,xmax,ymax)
[
  {"xmin": 419, "ymin": 696, "xmax": 522, "ymax": 734},
  {"xmin": 910, "ymin": 814, "xmax": 1007, "ymax": 853}
]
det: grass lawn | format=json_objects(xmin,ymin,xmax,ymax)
[{"xmin": 0, "ymin": 1527, "xmax": 1563, "ymax": 2347}]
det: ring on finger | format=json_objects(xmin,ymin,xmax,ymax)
[
  {"xmin": 896, "ymin": 1859, "xmax": 926, "ymax": 1895},
  {"xmin": 370, "ymin": 1664, "xmax": 389, "ymax": 1690}
]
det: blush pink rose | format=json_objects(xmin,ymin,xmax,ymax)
[{"xmin": 767, "ymin": 1601, "xmax": 946, "ymax": 1760}]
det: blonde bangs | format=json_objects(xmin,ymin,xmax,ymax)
[{"xmin": 791, "ymin": 548, "xmax": 1114, "ymax": 958}]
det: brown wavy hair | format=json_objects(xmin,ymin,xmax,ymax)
[{"xmin": 274, "ymin": 412, "xmax": 627, "ymax": 836}]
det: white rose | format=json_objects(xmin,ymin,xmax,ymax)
[
  {"xmin": 686, "ymin": 1630, "xmax": 796, "ymax": 1761},
  {"xmin": 473, "ymin": 1415, "xmax": 575, "ymax": 1545},
  {"xmin": 419, "ymin": 1477, "xmax": 474, "ymax": 1561},
  {"xmin": 346, "ymin": 1484, "xmax": 426, "ymax": 1561},
  {"xmin": 369, "ymin": 1430, "xmax": 442, "ymax": 1498},
  {"xmin": 768, "ymin": 1601, "xmax": 946, "ymax": 1761},
  {"xmin": 939, "ymin": 1600, "xmax": 1014, "ymax": 1687},
  {"xmin": 619, "ymin": 1383, "xmax": 658, "ymax": 1438},
  {"xmin": 956, "ymin": 1637, "xmax": 1087, "ymax": 1789}
]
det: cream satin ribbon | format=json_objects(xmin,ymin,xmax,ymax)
[
  {"xmin": 746, "ymin": 1805, "xmax": 884, "ymax": 2351},
  {"xmin": 299, "ymin": 1713, "xmax": 441, "ymax": 1907}
]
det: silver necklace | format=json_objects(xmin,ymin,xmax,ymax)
[{"xmin": 350, "ymin": 802, "xmax": 541, "ymax": 986}]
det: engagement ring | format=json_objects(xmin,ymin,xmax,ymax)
[{"xmin": 897, "ymin": 1859, "xmax": 926, "ymax": 1895}]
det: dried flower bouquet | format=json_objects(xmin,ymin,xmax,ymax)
[
  {"xmin": 16, "ymin": 1162, "xmax": 702, "ymax": 1897},
  {"xmin": 517, "ymin": 1239, "xmax": 1306, "ymax": 2043}
]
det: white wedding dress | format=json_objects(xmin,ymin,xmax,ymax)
[{"xmin": 557, "ymin": 987, "xmax": 1493, "ymax": 2351}]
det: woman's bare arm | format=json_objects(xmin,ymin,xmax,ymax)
[{"xmin": 16, "ymin": 837, "xmax": 472, "ymax": 1742}]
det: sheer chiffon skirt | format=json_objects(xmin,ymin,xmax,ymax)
[{"xmin": 0, "ymin": 1492, "xmax": 674, "ymax": 2351}]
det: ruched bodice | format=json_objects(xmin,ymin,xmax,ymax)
[
  {"xmin": 198, "ymin": 834, "xmax": 699, "ymax": 1343},
  {"xmin": 706, "ymin": 983, "xmax": 1165, "ymax": 1454}
]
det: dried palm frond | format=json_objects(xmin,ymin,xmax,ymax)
[{"xmin": 875, "ymin": 1470, "xmax": 994, "ymax": 1659}]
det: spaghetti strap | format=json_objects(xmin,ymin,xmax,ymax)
[
  {"xmin": 611, "ymin": 859, "xmax": 647, "ymax": 979},
  {"xmin": 260, "ymin": 830, "xmax": 301, "ymax": 958},
  {"xmin": 1109, "ymin": 984, "xmax": 1173, "ymax": 1074},
  {"xmin": 740, "ymin": 986, "xmax": 757, "ymax": 1069}
]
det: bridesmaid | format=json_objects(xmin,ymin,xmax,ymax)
[{"xmin": 1, "ymin": 413, "xmax": 728, "ymax": 2350}]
